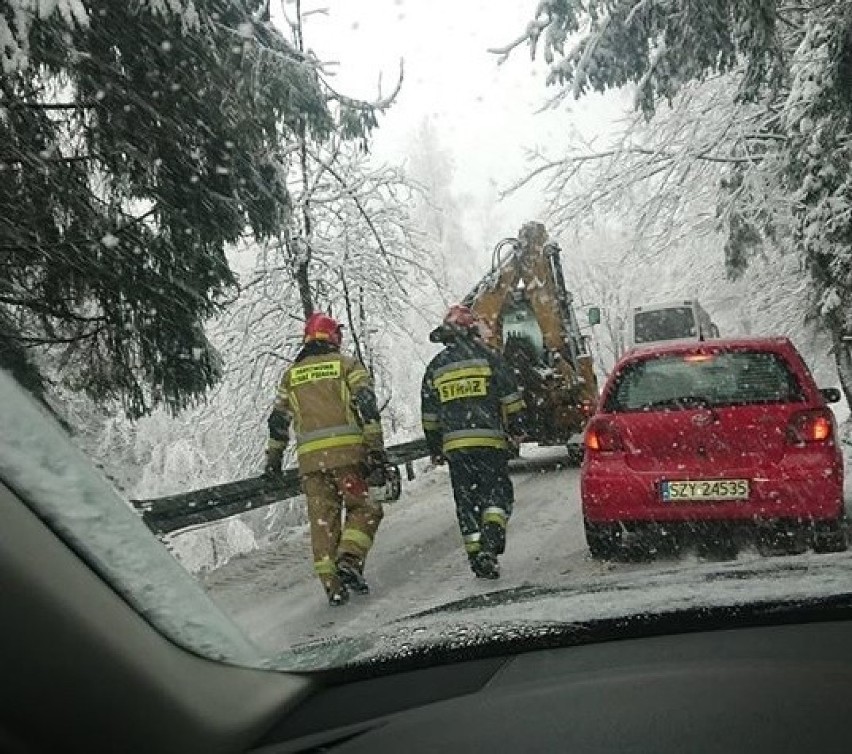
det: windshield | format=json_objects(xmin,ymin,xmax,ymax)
[
  {"xmin": 634, "ymin": 307, "xmax": 697, "ymax": 344},
  {"xmin": 503, "ymin": 303, "xmax": 545, "ymax": 359},
  {"xmin": 3, "ymin": 0, "xmax": 852, "ymax": 675},
  {"xmin": 607, "ymin": 351, "xmax": 805, "ymax": 412}
]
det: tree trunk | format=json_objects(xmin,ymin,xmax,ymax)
[
  {"xmin": 296, "ymin": 258, "xmax": 313, "ymax": 319},
  {"xmin": 297, "ymin": 120, "xmax": 314, "ymax": 319},
  {"xmin": 293, "ymin": 0, "xmax": 313, "ymax": 320},
  {"xmin": 284, "ymin": 235, "xmax": 313, "ymax": 318},
  {"xmin": 340, "ymin": 271, "xmax": 366, "ymax": 365}
]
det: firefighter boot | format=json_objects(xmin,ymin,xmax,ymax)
[
  {"xmin": 337, "ymin": 554, "xmax": 370, "ymax": 595},
  {"xmin": 317, "ymin": 562, "xmax": 349, "ymax": 608},
  {"xmin": 324, "ymin": 576, "xmax": 349, "ymax": 607},
  {"xmin": 469, "ymin": 551, "xmax": 500, "ymax": 580}
]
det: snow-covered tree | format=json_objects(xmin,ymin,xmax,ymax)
[
  {"xmin": 494, "ymin": 0, "xmax": 789, "ymax": 114},
  {"xmin": 502, "ymin": 0, "xmax": 852, "ymax": 404},
  {"xmin": 0, "ymin": 0, "xmax": 405, "ymax": 418},
  {"xmin": 0, "ymin": 0, "xmax": 339, "ymax": 416},
  {"xmin": 779, "ymin": 15, "xmax": 852, "ymax": 405}
]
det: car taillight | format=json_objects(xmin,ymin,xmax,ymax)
[
  {"xmin": 585, "ymin": 419, "xmax": 624, "ymax": 452},
  {"xmin": 786, "ymin": 409, "xmax": 834, "ymax": 446}
]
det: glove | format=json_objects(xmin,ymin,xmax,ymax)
[
  {"xmin": 263, "ymin": 447, "xmax": 284, "ymax": 479},
  {"xmin": 365, "ymin": 449, "xmax": 389, "ymax": 486}
]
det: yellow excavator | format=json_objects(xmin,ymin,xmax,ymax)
[{"xmin": 463, "ymin": 221, "xmax": 600, "ymax": 451}]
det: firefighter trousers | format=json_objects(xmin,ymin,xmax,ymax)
[
  {"xmin": 302, "ymin": 464, "xmax": 384, "ymax": 592},
  {"xmin": 446, "ymin": 449, "xmax": 514, "ymax": 559}
]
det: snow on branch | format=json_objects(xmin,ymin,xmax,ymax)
[
  {"xmin": 304, "ymin": 146, "xmax": 419, "ymax": 295},
  {"xmin": 507, "ymin": 70, "xmax": 793, "ymax": 261},
  {"xmin": 322, "ymin": 58, "xmax": 405, "ymax": 114},
  {"xmin": 488, "ymin": 18, "xmax": 551, "ymax": 63},
  {"xmin": 1, "ymin": 0, "xmax": 89, "ymax": 73}
]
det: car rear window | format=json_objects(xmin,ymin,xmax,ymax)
[
  {"xmin": 606, "ymin": 351, "xmax": 805, "ymax": 412},
  {"xmin": 634, "ymin": 307, "xmax": 696, "ymax": 344}
]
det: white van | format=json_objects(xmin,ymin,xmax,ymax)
[{"xmin": 628, "ymin": 300, "xmax": 720, "ymax": 348}]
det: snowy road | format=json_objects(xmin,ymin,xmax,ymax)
[
  {"xmin": 201, "ymin": 445, "xmax": 852, "ymax": 658},
  {"xmin": 202, "ymin": 447, "xmax": 615, "ymax": 653}
]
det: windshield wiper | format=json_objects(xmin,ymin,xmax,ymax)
[{"xmin": 336, "ymin": 591, "xmax": 852, "ymax": 674}]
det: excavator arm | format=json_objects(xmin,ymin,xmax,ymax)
[
  {"xmin": 462, "ymin": 221, "xmax": 598, "ymax": 445},
  {"xmin": 461, "ymin": 239, "xmax": 523, "ymax": 347}
]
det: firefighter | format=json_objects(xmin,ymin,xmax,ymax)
[
  {"xmin": 264, "ymin": 312, "xmax": 389, "ymax": 606},
  {"xmin": 421, "ymin": 304, "xmax": 527, "ymax": 579}
]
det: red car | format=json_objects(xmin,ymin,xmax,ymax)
[{"xmin": 581, "ymin": 337, "xmax": 848, "ymax": 559}]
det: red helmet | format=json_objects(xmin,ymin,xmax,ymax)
[
  {"xmin": 443, "ymin": 304, "xmax": 478, "ymax": 329},
  {"xmin": 429, "ymin": 304, "xmax": 488, "ymax": 343},
  {"xmin": 304, "ymin": 312, "xmax": 342, "ymax": 346}
]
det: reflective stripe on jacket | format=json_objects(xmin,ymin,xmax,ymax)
[{"xmin": 420, "ymin": 338, "xmax": 526, "ymax": 456}]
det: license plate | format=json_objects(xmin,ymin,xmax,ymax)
[{"xmin": 661, "ymin": 479, "xmax": 749, "ymax": 502}]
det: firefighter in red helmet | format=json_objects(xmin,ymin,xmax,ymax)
[
  {"xmin": 421, "ymin": 304, "xmax": 527, "ymax": 579},
  {"xmin": 264, "ymin": 312, "xmax": 389, "ymax": 606}
]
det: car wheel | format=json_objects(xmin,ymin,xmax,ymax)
[
  {"xmin": 756, "ymin": 521, "xmax": 808, "ymax": 557},
  {"xmin": 812, "ymin": 517, "xmax": 848, "ymax": 554},
  {"xmin": 585, "ymin": 521, "xmax": 619, "ymax": 560}
]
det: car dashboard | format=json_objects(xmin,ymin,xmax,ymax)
[{"xmin": 257, "ymin": 617, "xmax": 852, "ymax": 753}]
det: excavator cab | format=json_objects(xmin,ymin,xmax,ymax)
[{"xmin": 502, "ymin": 298, "xmax": 545, "ymax": 362}]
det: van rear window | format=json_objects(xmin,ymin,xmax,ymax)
[
  {"xmin": 634, "ymin": 307, "xmax": 695, "ymax": 343},
  {"xmin": 606, "ymin": 351, "xmax": 805, "ymax": 412}
]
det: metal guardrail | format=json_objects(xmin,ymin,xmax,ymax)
[{"xmin": 131, "ymin": 438, "xmax": 431, "ymax": 536}]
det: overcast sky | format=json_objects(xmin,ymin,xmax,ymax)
[{"xmin": 278, "ymin": 0, "xmax": 629, "ymax": 240}]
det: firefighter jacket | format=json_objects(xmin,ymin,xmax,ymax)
[
  {"xmin": 267, "ymin": 342, "xmax": 385, "ymax": 475},
  {"xmin": 421, "ymin": 336, "xmax": 526, "ymax": 457}
]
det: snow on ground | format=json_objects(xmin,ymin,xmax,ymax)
[{"xmin": 197, "ymin": 440, "xmax": 852, "ymax": 666}]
